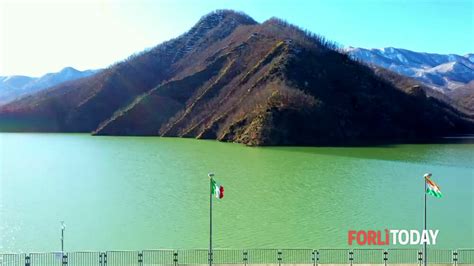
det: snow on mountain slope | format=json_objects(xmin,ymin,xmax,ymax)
[
  {"xmin": 347, "ymin": 47, "xmax": 474, "ymax": 92},
  {"xmin": 0, "ymin": 67, "xmax": 100, "ymax": 104}
]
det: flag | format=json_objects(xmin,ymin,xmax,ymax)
[
  {"xmin": 211, "ymin": 178, "xmax": 224, "ymax": 199},
  {"xmin": 425, "ymin": 175, "xmax": 443, "ymax": 198}
]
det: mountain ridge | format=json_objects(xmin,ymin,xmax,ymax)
[
  {"xmin": 0, "ymin": 10, "xmax": 472, "ymax": 145},
  {"xmin": 346, "ymin": 47, "xmax": 474, "ymax": 92},
  {"xmin": 347, "ymin": 46, "xmax": 474, "ymax": 114},
  {"xmin": 0, "ymin": 67, "xmax": 99, "ymax": 105}
]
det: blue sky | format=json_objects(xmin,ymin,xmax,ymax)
[{"xmin": 0, "ymin": 0, "xmax": 472, "ymax": 76}]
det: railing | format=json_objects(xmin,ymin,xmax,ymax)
[{"xmin": 1, "ymin": 249, "xmax": 473, "ymax": 266}]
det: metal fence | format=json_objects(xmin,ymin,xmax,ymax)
[{"xmin": 1, "ymin": 249, "xmax": 473, "ymax": 266}]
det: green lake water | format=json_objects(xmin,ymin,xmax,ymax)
[{"xmin": 0, "ymin": 133, "xmax": 473, "ymax": 252}]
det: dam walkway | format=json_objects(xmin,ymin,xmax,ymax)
[{"xmin": 1, "ymin": 248, "xmax": 473, "ymax": 266}]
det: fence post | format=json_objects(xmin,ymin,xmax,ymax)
[
  {"xmin": 138, "ymin": 251, "xmax": 143, "ymax": 266},
  {"xmin": 25, "ymin": 254, "xmax": 30, "ymax": 266},
  {"xmin": 453, "ymin": 250, "xmax": 458, "ymax": 266},
  {"xmin": 243, "ymin": 250, "xmax": 248, "ymax": 266},
  {"xmin": 208, "ymin": 250, "xmax": 213, "ymax": 266},
  {"xmin": 383, "ymin": 250, "xmax": 388, "ymax": 266},
  {"xmin": 349, "ymin": 250, "xmax": 353, "ymax": 266},
  {"xmin": 316, "ymin": 250, "xmax": 319, "ymax": 266},
  {"xmin": 103, "ymin": 252, "xmax": 108, "ymax": 266},
  {"xmin": 311, "ymin": 250, "xmax": 316, "ymax": 266},
  {"xmin": 277, "ymin": 250, "xmax": 282, "ymax": 266},
  {"xmin": 418, "ymin": 250, "xmax": 423, "ymax": 266},
  {"xmin": 62, "ymin": 253, "xmax": 68, "ymax": 266},
  {"xmin": 173, "ymin": 251, "xmax": 178, "ymax": 266}
]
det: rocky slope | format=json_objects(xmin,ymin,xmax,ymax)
[
  {"xmin": 449, "ymin": 81, "xmax": 474, "ymax": 114},
  {"xmin": 0, "ymin": 10, "xmax": 472, "ymax": 145}
]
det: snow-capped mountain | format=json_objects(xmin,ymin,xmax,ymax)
[
  {"xmin": 0, "ymin": 67, "xmax": 100, "ymax": 104},
  {"xmin": 346, "ymin": 47, "xmax": 474, "ymax": 92},
  {"xmin": 1, "ymin": 10, "xmax": 471, "ymax": 143}
]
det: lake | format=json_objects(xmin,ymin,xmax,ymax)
[{"xmin": 0, "ymin": 133, "xmax": 473, "ymax": 253}]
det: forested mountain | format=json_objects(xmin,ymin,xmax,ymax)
[
  {"xmin": 347, "ymin": 47, "xmax": 474, "ymax": 114},
  {"xmin": 0, "ymin": 10, "xmax": 472, "ymax": 145}
]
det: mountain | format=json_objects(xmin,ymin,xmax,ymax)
[
  {"xmin": 0, "ymin": 75, "xmax": 35, "ymax": 90},
  {"xmin": 346, "ymin": 47, "xmax": 474, "ymax": 92},
  {"xmin": 449, "ymin": 81, "xmax": 474, "ymax": 113},
  {"xmin": 0, "ymin": 10, "xmax": 472, "ymax": 145},
  {"xmin": 0, "ymin": 67, "xmax": 99, "ymax": 104},
  {"xmin": 346, "ymin": 47, "xmax": 474, "ymax": 113}
]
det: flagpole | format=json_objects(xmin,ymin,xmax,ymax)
[
  {"xmin": 60, "ymin": 221, "xmax": 65, "ymax": 255},
  {"xmin": 208, "ymin": 173, "xmax": 214, "ymax": 266},
  {"xmin": 424, "ymin": 174, "xmax": 428, "ymax": 266}
]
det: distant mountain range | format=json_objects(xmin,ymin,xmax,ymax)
[
  {"xmin": 347, "ymin": 47, "xmax": 474, "ymax": 113},
  {"xmin": 347, "ymin": 47, "xmax": 474, "ymax": 92},
  {"xmin": 0, "ymin": 67, "xmax": 99, "ymax": 104},
  {"xmin": 0, "ymin": 10, "xmax": 472, "ymax": 145}
]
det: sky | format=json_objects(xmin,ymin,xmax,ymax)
[{"xmin": 0, "ymin": 0, "xmax": 472, "ymax": 77}]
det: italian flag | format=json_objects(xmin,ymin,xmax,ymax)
[
  {"xmin": 211, "ymin": 179, "xmax": 224, "ymax": 199},
  {"xmin": 425, "ymin": 176, "xmax": 443, "ymax": 198}
]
